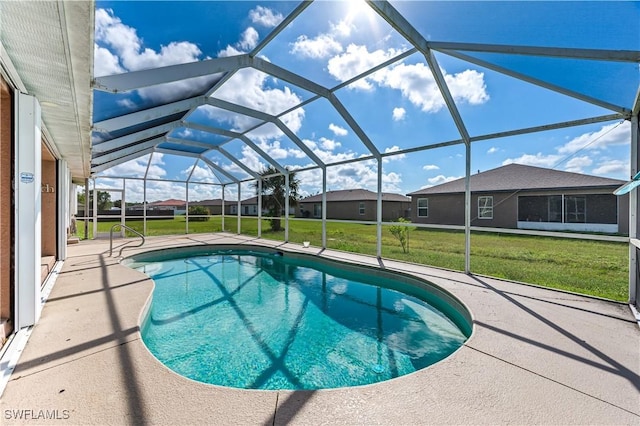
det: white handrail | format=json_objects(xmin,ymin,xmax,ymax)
[{"xmin": 109, "ymin": 224, "xmax": 145, "ymax": 256}]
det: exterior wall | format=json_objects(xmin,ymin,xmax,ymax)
[
  {"xmin": 618, "ymin": 194, "xmax": 629, "ymax": 236},
  {"xmin": 0, "ymin": 75, "xmax": 13, "ymax": 334},
  {"xmin": 300, "ymin": 200, "xmax": 410, "ymax": 221},
  {"xmin": 41, "ymin": 156, "xmax": 56, "ymax": 256},
  {"xmin": 411, "ymin": 189, "xmax": 628, "ymax": 234}
]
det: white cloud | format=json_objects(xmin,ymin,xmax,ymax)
[
  {"xmin": 557, "ymin": 121, "xmax": 630, "ymax": 155},
  {"xmin": 94, "ymin": 8, "xmax": 211, "ymax": 103},
  {"xmin": 182, "ymin": 164, "xmax": 216, "ymax": 182},
  {"xmin": 116, "ymin": 98, "xmax": 136, "ymax": 109},
  {"xmin": 328, "ymin": 44, "xmax": 399, "ymax": 90},
  {"xmin": 329, "ymin": 123, "xmax": 348, "ymax": 136},
  {"xmin": 374, "ymin": 63, "xmax": 489, "ymax": 112},
  {"xmin": 422, "ymin": 164, "xmax": 439, "ymax": 171},
  {"xmin": 95, "ymin": 9, "xmax": 202, "ymax": 72},
  {"xmin": 502, "ymin": 153, "xmax": 562, "ymax": 168},
  {"xmin": 239, "ymin": 27, "xmax": 259, "ymax": 51},
  {"xmin": 299, "ymin": 160, "xmax": 403, "ymax": 193},
  {"xmin": 320, "ymin": 137, "xmax": 341, "ymax": 150},
  {"xmin": 330, "ymin": 20, "xmax": 354, "ymax": 38},
  {"xmin": 427, "ymin": 175, "xmax": 461, "ymax": 186},
  {"xmin": 563, "ymin": 156, "xmax": 593, "ymax": 173},
  {"xmin": 209, "ymin": 69, "xmax": 305, "ymax": 137},
  {"xmin": 290, "ymin": 34, "xmax": 343, "ymax": 59},
  {"xmin": 487, "ymin": 147, "xmax": 499, "ymax": 154},
  {"xmin": 100, "ymin": 153, "xmax": 167, "ymax": 179},
  {"xmin": 592, "ymin": 159, "xmax": 628, "ymax": 176},
  {"xmin": 383, "ymin": 146, "xmax": 406, "ymax": 162},
  {"xmin": 249, "ymin": 6, "xmax": 283, "ymax": 28},
  {"xmin": 327, "ymin": 44, "xmax": 489, "ymax": 111},
  {"xmin": 94, "ymin": 44, "xmax": 124, "ymax": 77},
  {"xmin": 392, "ymin": 107, "xmax": 406, "ymax": 121}
]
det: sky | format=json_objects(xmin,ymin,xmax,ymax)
[{"xmin": 91, "ymin": 1, "xmax": 640, "ymax": 203}]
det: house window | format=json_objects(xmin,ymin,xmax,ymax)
[
  {"xmin": 359, "ymin": 202, "xmax": 365, "ymax": 215},
  {"xmin": 478, "ymin": 196, "xmax": 493, "ymax": 219},
  {"xmin": 243, "ymin": 205, "xmax": 249, "ymax": 215},
  {"xmin": 313, "ymin": 204, "xmax": 321, "ymax": 218},
  {"xmin": 417, "ymin": 198, "xmax": 428, "ymax": 217},
  {"xmin": 565, "ymin": 195, "xmax": 586, "ymax": 223}
]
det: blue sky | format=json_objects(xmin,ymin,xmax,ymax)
[{"xmin": 92, "ymin": 1, "xmax": 639, "ymax": 202}]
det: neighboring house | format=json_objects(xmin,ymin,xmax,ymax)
[
  {"xmin": 298, "ymin": 189, "xmax": 411, "ymax": 221},
  {"xmin": 147, "ymin": 199, "xmax": 186, "ymax": 211},
  {"xmin": 190, "ymin": 199, "xmax": 232, "ymax": 215},
  {"xmin": 407, "ymin": 163, "xmax": 629, "ymax": 235},
  {"xmin": 229, "ymin": 196, "xmax": 292, "ymax": 216},
  {"xmin": 146, "ymin": 199, "xmax": 186, "ymax": 215}
]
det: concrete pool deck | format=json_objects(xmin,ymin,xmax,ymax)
[{"xmin": 1, "ymin": 232, "xmax": 638, "ymax": 425}]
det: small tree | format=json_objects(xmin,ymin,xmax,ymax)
[
  {"xmin": 188, "ymin": 205, "xmax": 210, "ymax": 222},
  {"xmin": 389, "ymin": 217, "xmax": 415, "ymax": 253},
  {"xmin": 253, "ymin": 166, "xmax": 300, "ymax": 232}
]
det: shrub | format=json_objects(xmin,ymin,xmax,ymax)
[{"xmin": 188, "ymin": 205, "xmax": 210, "ymax": 222}]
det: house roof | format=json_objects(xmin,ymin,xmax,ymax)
[
  {"xmin": 300, "ymin": 189, "xmax": 410, "ymax": 203},
  {"xmin": 190, "ymin": 199, "xmax": 231, "ymax": 206},
  {"xmin": 147, "ymin": 199, "xmax": 186, "ymax": 207},
  {"xmin": 407, "ymin": 164, "xmax": 625, "ymax": 196}
]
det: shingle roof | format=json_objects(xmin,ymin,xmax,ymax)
[
  {"xmin": 407, "ymin": 164, "xmax": 625, "ymax": 196},
  {"xmin": 190, "ymin": 199, "xmax": 231, "ymax": 206},
  {"xmin": 147, "ymin": 199, "xmax": 186, "ymax": 207},
  {"xmin": 300, "ymin": 189, "xmax": 410, "ymax": 203}
]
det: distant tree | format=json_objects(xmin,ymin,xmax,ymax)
[
  {"xmin": 253, "ymin": 166, "xmax": 300, "ymax": 232},
  {"xmin": 188, "ymin": 205, "xmax": 210, "ymax": 221},
  {"xmin": 96, "ymin": 191, "xmax": 112, "ymax": 211},
  {"xmin": 389, "ymin": 218, "xmax": 416, "ymax": 253},
  {"xmin": 113, "ymin": 200, "xmax": 122, "ymax": 208}
]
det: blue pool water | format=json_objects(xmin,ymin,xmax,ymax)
[{"xmin": 126, "ymin": 247, "xmax": 471, "ymax": 390}]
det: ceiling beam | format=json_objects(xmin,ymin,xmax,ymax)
[
  {"xmin": 93, "ymin": 96, "xmax": 205, "ymax": 132},
  {"xmin": 93, "ymin": 55, "xmax": 251, "ymax": 93},
  {"xmin": 92, "ymin": 136, "xmax": 165, "ymax": 165},
  {"xmin": 200, "ymin": 156, "xmax": 239, "ymax": 183},
  {"xmin": 91, "ymin": 148, "xmax": 154, "ymax": 174},
  {"xmin": 441, "ymin": 49, "xmax": 630, "ymax": 115},
  {"xmin": 428, "ymin": 41, "xmax": 640, "ymax": 62},
  {"xmin": 92, "ymin": 120, "xmax": 182, "ymax": 153}
]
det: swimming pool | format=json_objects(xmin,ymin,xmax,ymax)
[{"xmin": 124, "ymin": 245, "xmax": 472, "ymax": 390}]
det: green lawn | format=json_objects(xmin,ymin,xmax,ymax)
[{"xmin": 78, "ymin": 216, "xmax": 629, "ymax": 302}]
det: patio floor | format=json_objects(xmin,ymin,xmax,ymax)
[{"xmin": 1, "ymin": 233, "xmax": 638, "ymax": 425}]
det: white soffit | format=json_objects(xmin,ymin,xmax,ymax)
[{"xmin": 0, "ymin": 1, "xmax": 94, "ymax": 179}]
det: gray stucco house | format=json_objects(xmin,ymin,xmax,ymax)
[
  {"xmin": 190, "ymin": 199, "xmax": 232, "ymax": 215},
  {"xmin": 407, "ymin": 164, "xmax": 629, "ymax": 235},
  {"xmin": 298, "ymin": 189, "xmax": 411, "ymax": 221}
]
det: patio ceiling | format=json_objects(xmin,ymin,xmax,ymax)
[
  {"xmin": 1, "ymin": 1, "xmax": 94, "ymax": 179},
  {"xmin": 91, "ymin": 1, "xmax": 640, "ymax": 185}
]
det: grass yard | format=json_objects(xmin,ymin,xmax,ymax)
[{"xmin": 79, "ymin": 216, "xmax": 629, "ymax": 302}]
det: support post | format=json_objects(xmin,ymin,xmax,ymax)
[
  {"xmin": 257, "ymin": 179, "xmax": 262, "ymax": 237},
  {"xmin": 57, "ymin": 159, "xmax": 69, "ymax": 261},
  {"xmin": 322, "ymin": 168, "xmax": 327, "ymax": 248},
  {"xmin": 14, "ymin": 93, "xmax": 41, "ymax": 329},
  {"xmin": 237, "ymin": 182, "xmax": 241, "ymax": 234},
  {"xmin": 221, "ymin": 184, "xmax": 225, "ymax": 232},
  {"xmin": 285, "ymin": 172, "xmax": 290, "ymax": 242},
  {"xmin": 377, "ymin": 159, "xmax": 382, "ymax": 258},
  {"xmin": 465, "ymin": 142, "xmax": 471, "ymax": 274},
  {"xmin": 630, "ymin": 115, "xmax": 639, "ymax": 307}
]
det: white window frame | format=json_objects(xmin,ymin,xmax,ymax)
[
  {"xmin": 359, "ymin": 202, "xmax": 365, "ymax": 215},
  {"xmin": 417, "ymin": 198, "xmax": 428, "ymax": 217},
  {"xmin": 478, "ymin": 196, "xmax": 493, "ymax": 219}
]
